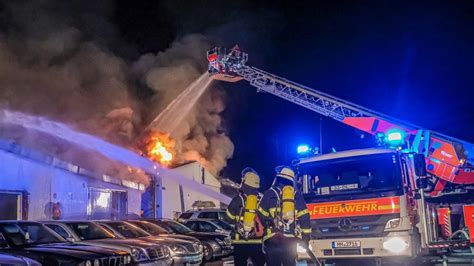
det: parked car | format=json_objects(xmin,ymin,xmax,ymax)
[
  {"xmin": 97, "ymin": 221, "xmax": 203, "ymax": 265},
  {"xmin": 127, "ymin": 220, "xmax": 220, "ymax": 262},
  {"xmin": 0, "ymin": 253, "xmax": 41, "ymax": 265},
  {"xmin": 43, "ymin": 221, "xmax": 172, "ymax": 265},
  {"xmin": 0, "ymin": 221, "xmax": 132, "ymax": 265},
  {"xmin": 184, "ymin": 219, "xmax": 232, "ymax": 235},
  {"xmin": 126, "ymin": 220, "xmax": 201, "ymax": 244},
  {"xmin": 147, "ymin": 219, "xmax": 233, "ymax": 262},
  {"xmin": 177, "ymin": 208, "xmax": 227, "ymax": 223}
]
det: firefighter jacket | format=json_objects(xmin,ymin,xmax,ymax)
[
  {"xmin": 224, "ymin": 192, "xmax": 263, "ymax": 244},
  {"xmin": 257, "ymin": 184, "xmax": 312, "ymax": 241}
]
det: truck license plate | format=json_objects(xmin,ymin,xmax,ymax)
[{"xmin": 332, "ymin": 241, "xmax": 361, "ymax": 248}]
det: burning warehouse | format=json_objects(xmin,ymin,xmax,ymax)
[
  {"xmin": 142, "ymin": 161, "xmax": 225, "ymax": 220},
  {"xmin": 0, "ymin": 117, "xmax": 147, "ymax": 220},
  {"xmin": 0, "ymin": 110, "xmax": 231, "ymax": 221}
]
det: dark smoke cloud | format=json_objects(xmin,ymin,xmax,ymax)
[
  {"xmin": 134, "ymin": 34, "xmax": 234, "ymax": 174},
  {"xmin": 0, "ymin": 0, "xmax": 234, "ymax": 179}
]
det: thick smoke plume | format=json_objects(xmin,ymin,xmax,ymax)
[{"xmin": 0, "ymin": 0, "xmax": 234, "ymax": 179}]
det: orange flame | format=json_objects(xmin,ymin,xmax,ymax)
[{"xmin": 141, "ymin": 131, "xmax": 175, "ymax": 167}]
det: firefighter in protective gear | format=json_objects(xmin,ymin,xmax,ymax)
[
  {"xmin": 224, "ymin": 167, "xmax": 265, "ymax": 266},
  {"xmin": 258, "ymin": 166, "xmax": 312, "ymax": 266}
]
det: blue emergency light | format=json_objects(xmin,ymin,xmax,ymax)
[{"xmin": 297, "ymin": 144, "xmax": 310, "ymax": 154}]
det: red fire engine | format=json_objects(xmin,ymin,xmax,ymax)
[{"xmin": 208, "ymin": 46, "xmax": 474, "ymax": 265}]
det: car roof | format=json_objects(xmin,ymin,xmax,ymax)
[
  {"xmin": 185, "ymin": 219, "xmax": 218, "ymax": 223},
  {"xmin": 126, "ymin": 220, "xmax": 148, "ymax": 223},
  {"xmin": 41, "ymin": 221, "xmax": 97, "ymax": 224},
  {"xmin": 184, "ymin": 208, "xmax": 225, "ymax": 213},
  {"xmin": 0, "ymin": 221, "xmax": 42, "ymax": 224},
  {"xmin": 93, "ymin": 220, "xmax": 120, "ymax": 223}
]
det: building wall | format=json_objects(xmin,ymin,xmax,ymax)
[
  {"xmin": 160, "ymin": 162, "xmax": 221, "ymax": 219},
  {"xmin": 0, "ymin": 149, "xmax": 143, "ymax": 220}
]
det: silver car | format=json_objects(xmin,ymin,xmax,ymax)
[
  {"xmin": 177, "ymin": 209, "xmax": 226, "ymax": 223},
  {"xmin": 97, "ymin": 221, "xmax": 203, "ymax": 265},
  {"xmin": 43, "ymin": 221, "xmax": 172, "ymax": 266}
]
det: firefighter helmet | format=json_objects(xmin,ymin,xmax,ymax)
[
  {"xmin": 241, "ymin": 167, "xmax": 260, "ymax": 189},
  {"xmin": 275, "ymin": 166, "xmax": 295, "ymax": 182}
]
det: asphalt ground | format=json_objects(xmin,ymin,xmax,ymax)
[
  {"xmin": 204, "ymin": 256, "xmax": 233, "ymax": 265},
  {"xmin": 204, "ymin": 257, "xmax": 311, "ymax": 265}
]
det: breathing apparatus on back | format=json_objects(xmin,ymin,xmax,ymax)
[
  {"xmin": 237, "ymin": 167, "xmax": 262, "ymax": 239},
  {"xmin": 243, "ymin": 194, "xmax": 258, "ymax": 233},
  {"xmin": 272, "ymin": 166, "xmax": 297, "ymax": 233}
]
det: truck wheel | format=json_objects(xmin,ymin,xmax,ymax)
[{"xmin": 202, "ymin": 243, "xmax": 213, "ymax": 262}]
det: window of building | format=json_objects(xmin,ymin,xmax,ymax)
[
  {"xmin": 0, "ymin": 191, "xmax": 24, "ymax": 220},
  {"xmin": 87, "ymin": 188, "xmax": 127, "ymax": 220}
]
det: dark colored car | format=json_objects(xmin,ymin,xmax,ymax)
[
  {"xmin": 0, "ymin": 253, "xmax": 41, "ymax": 265},
  {"xmin": 184, "ymin": 219, "xmax": 232, "ymax": 235},
  {"xmin": 43, "ymin": 221, "xmax": 172, "ymax": 265},
  {"xmin": 146, "ymin": 219, "xmax": 233, "ymax": 261},
  {"xmin": 97, "ymin": 221, "xmax": 203, "ymax": 265},
  {"xmin": 127, "ymin": 220, "xmax": 217, "ymax": 262},
  {"xmin": 0, "ymin": 221, "xmax": 132, "ymax": 266},
  {"xmin": 126, "ymin": 220, "xmax": 200, "ymax": 244}
]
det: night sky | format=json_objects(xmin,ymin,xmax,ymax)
[{"xmin": 117, "ymin": 0, "xmax": 474, "ymax": 189}]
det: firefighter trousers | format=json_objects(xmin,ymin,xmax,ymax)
[
  {"xmin": 233, "ymin": 243, "xmax": 265, "ymax": 266},
  {"xmin": 263, "ymin": 234, "xmax": 298, "ymax": 266}
]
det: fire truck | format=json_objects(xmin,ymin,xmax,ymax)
[{"xmin": 207, "ymin": 46, "xmax": 474, "ymax": 265}]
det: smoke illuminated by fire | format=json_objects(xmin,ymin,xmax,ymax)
[{"xmin": 140, "ymin": 131, "xmax": 175, "ymax": 166}]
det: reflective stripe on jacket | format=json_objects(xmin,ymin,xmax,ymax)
[{"xmin": 257, "ymin": 185, "xmax": 312, "ymax": 240}]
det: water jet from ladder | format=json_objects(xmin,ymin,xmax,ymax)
[{"xmin": 147, "ymin": 73, "xmax": 212, "ymax": 133}]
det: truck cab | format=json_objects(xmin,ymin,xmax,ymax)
[{"xmin": 297, "ymin": 149, "xmax": 419, "ymax": 263}]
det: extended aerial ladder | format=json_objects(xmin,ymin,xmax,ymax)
[{"xmin": 207, "ymin": 45, "xmax": 474, "ymax": 197}]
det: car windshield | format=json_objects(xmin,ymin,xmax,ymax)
[
  {"xmin": 103, "ymin": 222, "xmax": 150, "ymax": 238},
  {"xmin": 129, "ymin": 222, "xmax": 168, "ymax": 235},
  {"xmin": 218, "ymin": 212, "xmax": 226, "ymax": 220},
  {"xmin": 300, "ymin": 152, "xmax": 402, "ymax": 198},
  {"xmin": 0, "ymin": 223, "xmax": 66, "ymax": 247},
  {"xmin": 212, "ymin": 220, "xmax": 232, "ymax": 230},
  {"xmin": 160, "ymin": 221, "xmax": 193, "ymax": 234},
  {"xmin": 66, "ymin": 222, "xmax": 115, "ymax": 240},
  {"xmin": 178, "ymin": 213, "xmax": 193, "ymax": 220}
]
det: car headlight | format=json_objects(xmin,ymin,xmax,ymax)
[
  {"xmin": 385, "ymin": 218, "xmax": 401, "ymax": 230},
  {"xmin": 131, "ymin": 247, "xmax": 149, "ymax": 262},
  {"xmin": 168, "ymin": 245, "xmax": 187, "ymax": 255},
  {"xmin": 383, "ymin": 237, "xmax": 409, "ymax": 253},
  {"xmin": 208, "ymin": 240, "xmax": 220, "ymax": 249},
  {"xmin": 297, "ymin": 243, "xmax": 307, "ymax": 253},
  {"xmin": 93, "ymin": 259, "xmax": 99, "ymax": 266},
  {"xmin": 163, "ymin": 245, "xmax": 171, "ymax": 257},
  {"xmin": 196, "ymin": 242, "xmax": 203, "ymax": 252},
  {"xmin": 85, "ymin": 261, "xmax": 92, "ymax": 266}
]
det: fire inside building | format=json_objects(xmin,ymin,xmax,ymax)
[{"xmin": 0, "ymin": 120, "xmax": 234, "ymax": 222}]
